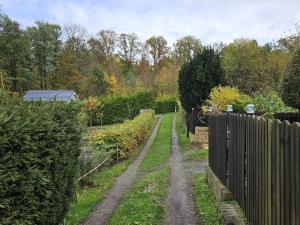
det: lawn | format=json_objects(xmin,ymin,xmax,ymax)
[
  {"xmin": 139, "ymin": 113, "xmax": 173, "ymax": 172},
  {"xmin": 176, "ymin": 111, "xmax": 189, "ymax": 152},
  {"xmin": 108, "ymin": 114, "xmax": 174, "ymax": 224},
  {"xmin": 184, "ymin": 148, "xmax": 208, "ymax": 161},
  {"xmin": 108, "ymin": 168, "xmax": 170, "ymax": 225}
]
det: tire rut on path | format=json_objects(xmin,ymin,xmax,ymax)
[
  {"xmin": 82, "ymin": 116, "xmax": 163, "ymax": 225},
  {"xmin": 165, "ymin": 115, "xmax": 201, "ymax": 225}
]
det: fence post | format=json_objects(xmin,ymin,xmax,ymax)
[
  {"xmin": 186, "ymin": 112, "xmax": 189, "ymax": 138},
  {"xmin": 191, "ymin": 108, "xmax": 195, "ymax": 134},
  {"xmin": 226, "ymin": 106, "xmax": 233, "ymax": 185}
]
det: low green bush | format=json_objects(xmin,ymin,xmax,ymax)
[
  {"xmin": 91, "ymin": 111, "xmax": 154, "ymax": 161},
  {"xmin": 85, "ymin": 91, "xmax": 154, "ymax": 126},
  {"xmin": 154, "ymin": 97, "xmax": 178, "ymax": 114},
  {"xmin": 254, "ymin": 91, "xmax": 296, "ymax": 118},
  {"xmin": 0, "ymin": 96, "xmax": 83, "ymax": 225}
]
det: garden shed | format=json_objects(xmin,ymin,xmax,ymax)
[{"xmin": 23, "ymin": 90, "xmax": 79, "ymax": 102}]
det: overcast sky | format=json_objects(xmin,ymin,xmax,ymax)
[{"xmin": 0, "ymin": 0, "xmax": 299, "ymax": 45}]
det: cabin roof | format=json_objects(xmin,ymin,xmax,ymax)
[{"xmin": 23, "ymin": 90, "xmax": 78, "ymax": 102}]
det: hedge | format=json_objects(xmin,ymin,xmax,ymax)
[
  {"xmin": 154, "ymin": 97, "xmax": 178, "ymax": 114},
  {"xmin": 0, "ymin": 97, "xmax": 83, "ymax": 225},
  {"xmin": 101, "ymin": 91, "xmax": 154, "ymax": 125},
  {"xmin": 91, "ymin": 111, "xmax": 154, "ymax": 160},
  {"xmin": 84, "ymin": 91, "xmax": 154, "ymax": 126}
]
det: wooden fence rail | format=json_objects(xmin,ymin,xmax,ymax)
[{"xmin": 208, "ymin": 113, "xmax": 300, "ymax": 225}]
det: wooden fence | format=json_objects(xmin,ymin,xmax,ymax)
[
  {"xmin": 208, "ymin": 114, "xmax": 227, "ymax": 185},
  {"xmin": 186, "ymin": 108, "xmax": 208, "ymax": 135},
  {"xmin": 275, "ymin": 112, "xmax": 300, "ymax": 123},
  {"xmin": 208, "ymin": 113, "xmax": 300, "ymax": 225}
]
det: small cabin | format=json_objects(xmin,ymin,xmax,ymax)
[{"xmin": 23, "ymin": 90, "xmax": 79, "ymax": 103}]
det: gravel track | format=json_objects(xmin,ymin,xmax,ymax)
[
  {"xmin": 165, "ymin": 115, "xmax": 202, "ymax": 225},
  {"xmin": 81, "ymin": 117, "xmax": 163, "ymax": 225}
]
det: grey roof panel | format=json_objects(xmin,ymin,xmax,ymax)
[{"xmin": 23, "ymin": 90, "xmax": 77, "ymax": 102}]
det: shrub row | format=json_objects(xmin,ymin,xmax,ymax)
[
  {"xmin": 101, "ymin": 91, "xmax": 154, "ymax": 124},
  {"xmin": 91, "ymin": 111, "xmax": 154, "ymax": 160},
  {"xmin": 0, "ymin": 95, "xmax": 83, "ymax": 225},
  {"xmin": 83, "ymin": 91, "xmax": 155, "ymax": 126},
  {"xmin": 154, "ymin": 97, "xmax": 178, "ymax": 114}
]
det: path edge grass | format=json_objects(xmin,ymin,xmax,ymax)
[
  {"xmin": 194, "ymin": 172, "xmax": 222, "ymax": 225},
  {"xmin": 65, "ymin": 117, "xmax": 159, "ymax": 225},
  {"xmin": 139, "ymin": 113, "xmax": 173, "ymax": 172}
]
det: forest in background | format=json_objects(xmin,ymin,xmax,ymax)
[{"xmin": 0, "ymin": 9, "xmax": 300, "ymax": 99}]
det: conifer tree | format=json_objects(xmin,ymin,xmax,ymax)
[{"xmin": 178, "ymin": 47, "xmax": 224, "ymax": 112}]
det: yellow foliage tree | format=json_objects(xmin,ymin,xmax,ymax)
[
  {"xmin": 206, "ymin": 86, "xmax": 252, "ymax": 112},
  {"xmin": 82, "ymin": 97, "xmax": 103, "ymax": 126},
  {"xmin": 109, "ymin": 74, "xmax": 118, "ymax": 94},
  {"xmin": 154, "ymin": 62, "xmax": 179, "ymax": 97}
]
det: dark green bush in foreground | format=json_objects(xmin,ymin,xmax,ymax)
[
  {"xmin": 0, "ymin": 97, "xmax": 83, "ymax": 225},
  {"xmin": 155, "ymin": 97, "xmax": 178, "ymax": 114}
]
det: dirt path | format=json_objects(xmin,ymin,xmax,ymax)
[
  {"xmin": 82, "ymin": 117, "xmax": 163, "ymax": 225},
  {"xmin": 165, "ymin": 115, "xmax": 202, "ymax": 225}
]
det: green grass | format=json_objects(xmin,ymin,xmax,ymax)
[
  {"xmin": 139, "ymin": 114, "xmax": 173, "ymax": 172},
  {"xmin": 108, "ymin": 168, "xmax": 170, "ymax": 225},
  {"xmin": 65, "ymin": 160, "xmax": 132, "ymax": 225},
  {"xmin": 194, "ymin": 173, "xmax": 222, "ymax": 225},
  {"xmin": 184, "ymin": 148, "xmax": 208, "ymax": 161},
  {"xmin": 176, "ymin": 112, "xmax": 189, "ymax": 152},
  {"xmin": 65, "ymin": 118, "xmax": 159, "ymax": 225},
  {"xmin": 108, "ymin": 114, "xmax": 173, "ymax": 224}
]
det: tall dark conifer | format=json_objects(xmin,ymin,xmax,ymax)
[{"xmin": 178, "ymin": 47, "xmax": 224, "ymax": 112}]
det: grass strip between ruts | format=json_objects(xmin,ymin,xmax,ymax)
[
  {"xmin": 139, "ymin": 113, "xmax": 173, "ymax": 172},
  {"xmin": 108, "ymin": 168, "xmax": 170, "ymax": 225},
  {"xmin": 108, "ymin": 114, "xmax": 174, "ymax": 225}
]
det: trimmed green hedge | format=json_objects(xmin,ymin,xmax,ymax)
[
  {"xmin": 98, "ymin": 91, "xmax": 154, "ymax": 125},
  {"xmin": 91, "ymin": 111, "xmax": 154, "ymax": 161},
  {"xmin": 0, "ymin": 97, "xmax": 83, "ymax": 225},
  {"xmin": 154, "ymin": 97, "xmax": 178, "ymax": 114}
]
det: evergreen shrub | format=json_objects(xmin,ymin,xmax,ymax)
[
  {"xmin": 91, "ymin": 111, "xmax": 154, "ymax": 160},
  {"xmin": 85, "ymin": 91, "xmax": 154, "ymax": 126},
  {"xmin": 154, "ymin": 97, "xmax": 178, "ymax": 114},
  {"xmin": 0, "ymin": 96, "xmax": 83, "ymax": 225}
]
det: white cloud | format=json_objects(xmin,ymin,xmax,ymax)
[{"xmin": 1, "ymin": 0, "xmax": 300, "ymax": 45}]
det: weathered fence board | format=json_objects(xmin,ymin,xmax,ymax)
[
  {"xmin": 275, "ymin": 112, "xmax": 300, "ymax": 123},
  {"xmin": 208, "ymin": 113, "xmax": 300, "ymax": 225},
  {"xmin": 228, "ymin": 114, "xmax": 246, "ymax": 210},
  {"xmin": 208, "ymin": 114, "xmax": 227, "ymax": 185}
]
